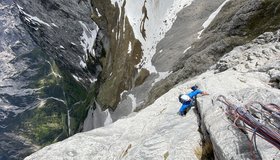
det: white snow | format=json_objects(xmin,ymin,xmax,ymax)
[
  {"xmin": 79, "ymin": 21, "xmax": 99, "ymax": 61},
  {"xmin": 17, "ymin": 4, "xmax": 51, "ymax": 27},
  {"xmin": 89, "ymin": 78, "xmax": 98, "ymax": 83},
  {"xmin": 83, "ymin": 103, "xmax": 113, "ymax": 131},
  {"xmin": 72, "ymin": 74, "xmax": 80, "ymax": 82},
  {"xmin": 128, "ymin": 41, "xmax": 132, "ymax": 54},
  {"xmin": 103, "ymin": 109, "xmax": 113, "ymax": 126},
  {"xmin": 80, "ymin": 60, "xmax": 87, "ymax": 68},
  {"xmin": 51, "ymin": 23, "xmax": 58, "ymax": 27},
  {"xmin": 15, "ymin": 4, "xmax": 23, "ymax": 10},
  {"xmin": 123, "ymin": 18, "xmax": 126, "ymax": 32},
  {"xmin": 197, "ymin": 0, "xmax": 230, "ymax": 39},
  {"xmin": 25, "ymin": 14, "xmax": 51, "ymax": 27},
  {"xmin": 70, "ymin": 42, "xmax": 77, "ymax": 46},
  {"xmin": 119, "ymin": 90, "xmax": 128, "ymax": 101},
  {"xmin": 127, "ymin": 94, "xmax": 137, "ymax": 111},
  {"xmin": 110, "ymin": 0, "xmax": 194, "ymax": 73},
  {"xmin": 95, "ymin": 8, "xmax": 102, "ymax": 17},
  {"xmin": 79, "ymin": 57, "xmax": 87, "ymax": 69}
]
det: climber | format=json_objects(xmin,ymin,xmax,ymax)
[{"xmin": 178, "ymin": 85, "xmax": 209, "ymax": 116}]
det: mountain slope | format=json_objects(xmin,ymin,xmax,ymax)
[{"xmin": 25, "ymin": 30, "xmax": 280, "ymax": 160}]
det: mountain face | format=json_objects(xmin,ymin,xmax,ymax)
[
  {"xmin": 1, "ymin": 0, "xmax": 280, "ymax": 159},
  {"xmin": 1, "ymin": 0, "xmax": 100, "ymax": 159},
  {"xmin": 25, "ymin": 30, "xmax": 280, "ymax": 160}
]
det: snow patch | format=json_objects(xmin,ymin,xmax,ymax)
[
  {"xmin": 89, "ymin": 78, "xmax": 98, "ymax": 83},
  {"xmin": 103, "ymin": 109, "xmax": 113, "ymax": 126},
  {"xmin": 72, "ymin": 74, "xmax": 80, "ymax": 82},
  {"xmin": 128, "ymin": 94, "xmax": 137, "ymax": 111},
  {"xmin": 123, "ymin": 18, "xmax": 126, "ymax": 32},
  {"xmin": 15, "ymin": 4, "xmax": 23, "ymax": 10},
  {"xmin": 120, "ymin": 90, "xmax": 128, "ymax": 101},
  {"xmin": 197, "ymin": 0, "xmax": 230, "ymax": 39},
  {"xmin": 17, "ymin": 4, "xmax": 51, "ymax": 27},
  {"xmin": 95, "ymin": 8, "xmax": 102, "ymax": 17},
  {"xmin": 51, "ymin": 23, "xmax": 58, "ymax": 27},
  {"xmin": 120, "ymin": 0, "xmax": 194, "ymax": 73},
  {"xmin": 79, "ymin": 21, "xmax": 99, "ymax": 62},
  {"xmin": 83, "ymin": 103, "xmax": 113, "ymax": 131},
  {"xmin": 128, "ymin": 41, "xmax": 132, "ymax": 54},
  {"xmin": 80, "ymin": 59, "xmax": 87, "ymax": 69}
]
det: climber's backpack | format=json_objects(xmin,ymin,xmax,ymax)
[{"xmin": 178, "ymin": 94, "xmax": 191, "ymax": 103}]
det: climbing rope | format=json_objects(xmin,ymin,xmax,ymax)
[{"xmin": 217, "ymin": 95, "xmax": 280, "ymax": 150}]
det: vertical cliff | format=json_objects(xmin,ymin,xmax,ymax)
[{"xmin": 1, "ymin": 0, "xmax": 101, "ymax": 159}]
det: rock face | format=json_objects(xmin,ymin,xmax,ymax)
[
  {"xmin": 92, "ymin": 0, "xmax": 143, "ymax": 109},
  {"xmin": 25, "ymin": 30, "xmax": 280, "ymax": 160},
  {"xmin": 198, "ymin": 30, "xmax": 280, "ymax": 160},
  {"xmin": 1, "ymin": 0, "xmax": 102, "ymax": 159},
  {"xmin": 15, "ymin": 0, "xmax": 100, "ymax": 85},
  {"xmin": 144, "ymin": 0, "xmax": 265, "ymax": 108},
  {"xmin": 109, "ymin": 0, "xmax": 234, "ymax": 121},
  {"xmin": 0, "ymin": 0, "xmax": 51, "ymax": 159}
]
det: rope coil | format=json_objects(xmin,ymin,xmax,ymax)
[{"xmin": 217, "ymin": 95, "xmax": 280, "ymax": 150}]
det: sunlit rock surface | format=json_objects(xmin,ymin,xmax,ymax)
[{"xmin": 199, "ymin": 30, "xmax": 280, "ymax": 160}]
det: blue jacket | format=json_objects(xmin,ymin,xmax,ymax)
[
  {"xmin": 179, "ymin": 89, "xmax": 203, "ymax": 113},
  {"xmin": 187, "ymin": 89, "xmax": 202, "ymax": 99}
]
